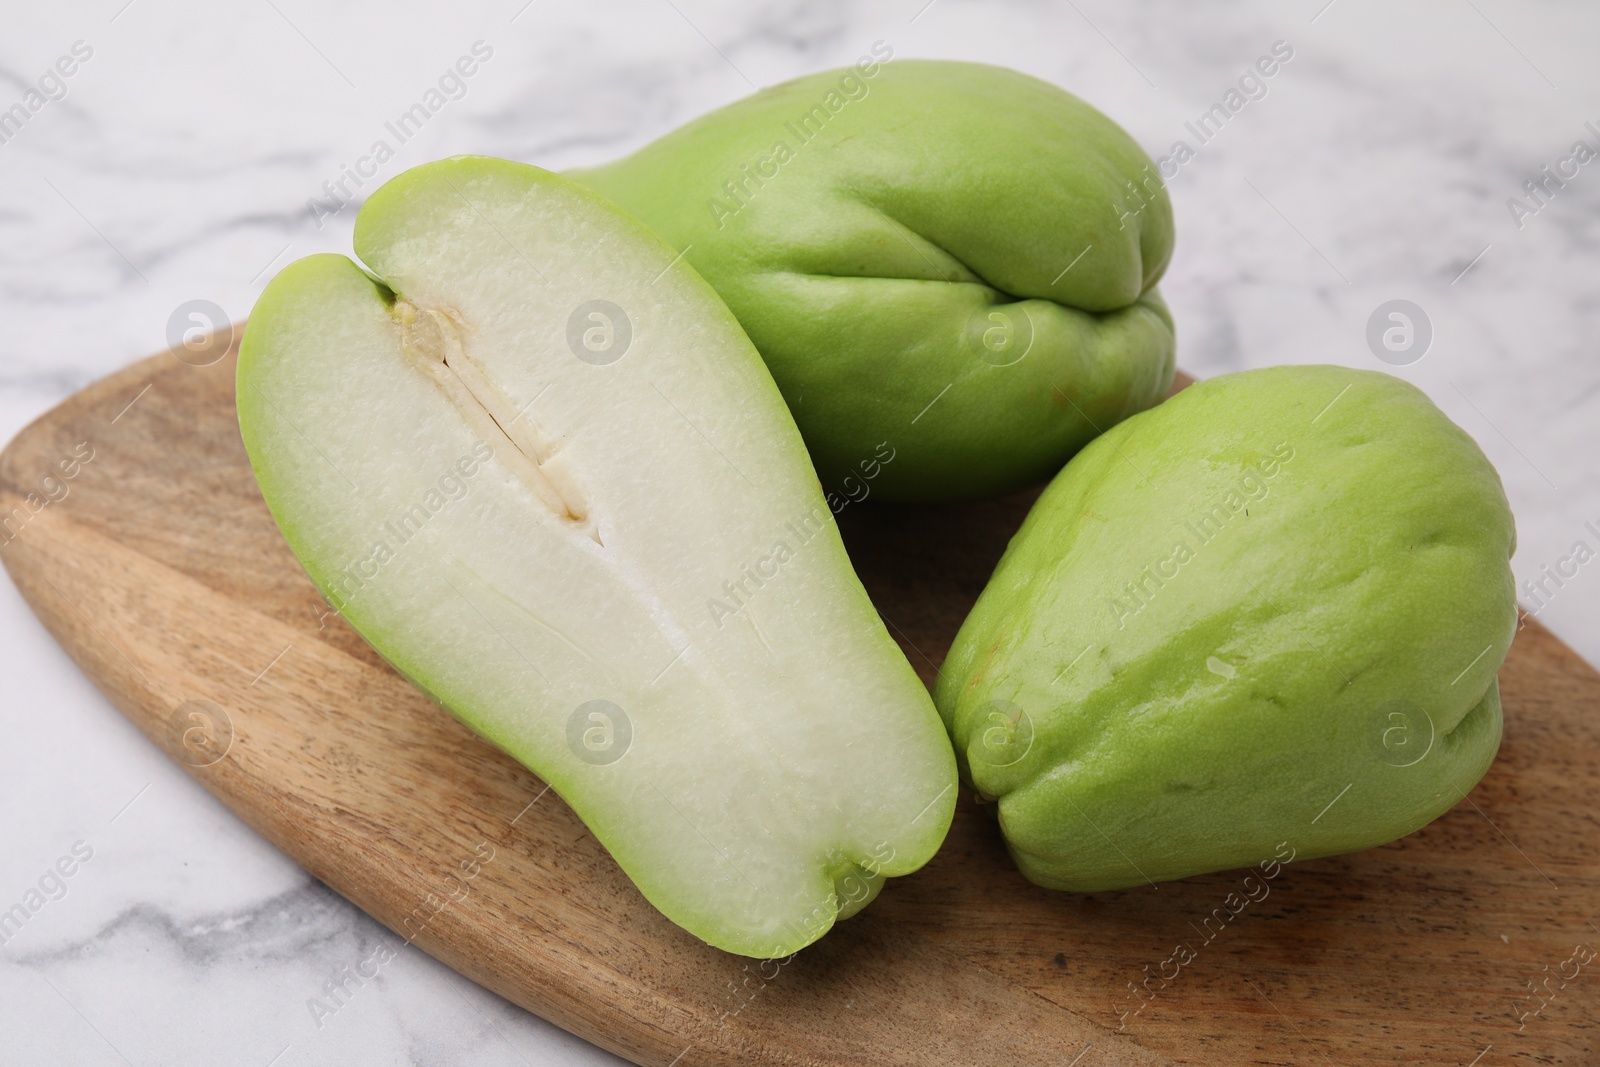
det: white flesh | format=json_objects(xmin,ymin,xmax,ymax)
[{"xmin": 237, "ymin": 157, "xmax": 956, "ymax": 957}]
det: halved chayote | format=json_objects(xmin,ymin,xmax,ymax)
[
  {"xmin": 571, "ymin": 58, "xmax": 1175, "ymax": 501},
  {"xmin": 936, "ymin": 366, "xmax": 1516, "ymax": 890},
  {"xmin": 239, "ymin": 157, "xmax": 956, "ymax": 956}
]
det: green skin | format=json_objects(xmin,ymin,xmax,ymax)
[
  {"xmin": 571, "ymin": 58, "xmax": 1175, "ymax": 502},
  {"xmin": 935, "ymin": 366, "xmax": 1517, "ymax": 891}
]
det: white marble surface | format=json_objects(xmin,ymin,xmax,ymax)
[{"xmin": 2, "ymin": 0, "xmax": 1597, "ymax": 1063}]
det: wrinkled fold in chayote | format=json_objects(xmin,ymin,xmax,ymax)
[
  {"xmin": 936, "ymin": 366, "xmax": 1516, "ymax": 890},
  {"xmin": 572, "ymin": 57, "xmax": 1176, "ymax": 501}
]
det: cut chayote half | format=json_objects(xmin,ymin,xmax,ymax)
[
  {"xmin": 936, "ymin": 366, "xmax": 1516, "ymax": 890},
  {"xmin": 239, "ymin": 157, "xmax": 956, "ymax": 956},
  {"xmin": 571, "ymin": 58, "xmax": 1175, "ymax": 501}
]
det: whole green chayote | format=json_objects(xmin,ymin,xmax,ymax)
[
  {"xmin": 570, "ymin": 56, "xmax": 1175, "ymax": 501},
  {"xmin": 935, "ymin": 365, "xmax": 1517, "ymax": 890}
]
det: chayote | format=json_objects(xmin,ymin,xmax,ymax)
[
  {"xmin": 935, "ymin": 365, "xmax": 1517, "ymax": 890},
  {"xmin": 570, "ymin": 57, "xmax": 1175, "ymax": 501}
]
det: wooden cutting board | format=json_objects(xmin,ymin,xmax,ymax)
[{"xmin": 2, "ymin": 337, "xmax": 1596, "ymax": 1067}]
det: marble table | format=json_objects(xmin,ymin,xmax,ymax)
[{"xmin": 2, "ymin": 1, "xmax": 1596, "ymax": 1063}]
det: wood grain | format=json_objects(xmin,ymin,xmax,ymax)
[{"xmin": 1, "ymin": 340, "xmax": 1595, "ymax": 1066}]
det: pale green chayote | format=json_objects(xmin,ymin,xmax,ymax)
[
  {"xmin": 936, "ymin": 366, "xmax": 1517, "ymax": 890},
  {"xmin": 572, "ymin": 58, "xmax": 1174, "ymax": 501}
]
